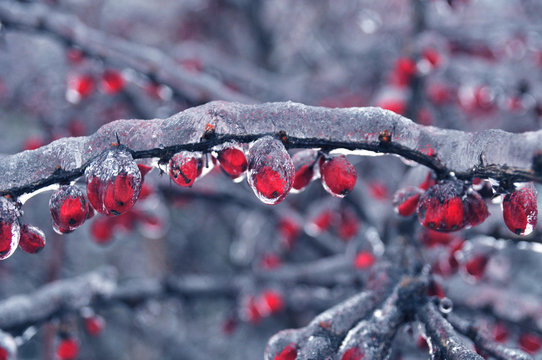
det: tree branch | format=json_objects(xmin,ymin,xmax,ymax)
[
  {"xmin": 1, "ymin": 101, "xmax": 541, "ymax": 198},
  {"xmin": 448, "ymin": 313, "xmax": 533, "ymax": 360},
  {"xmin": 0, "ymin": 1, "xmax": 255, "ymax": 104},
  {"xmin": 417, "ymin": 301, "xmax": 485, "ymax": 360}
]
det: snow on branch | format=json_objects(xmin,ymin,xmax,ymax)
[
  {"xmin": 1, "ymin": 101, "xmax": 541, "ymax": 198},
  {"xmin": 0, "ymin": 1, "xmax": 255, "ymax": 104}
]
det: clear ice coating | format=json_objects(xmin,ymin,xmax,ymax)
[
  {"xmin": 85, "ymin": 146, "xmax": 142, "ymax": 216},
  {"xmin": 49, "ymin": 185, "xmax": 89, "ymax": 234},
  {"xmin": 0, "ymin": 197, "xmax": 21, "ymax": 260},
  {"xmin": 1, "ymin": 102, "xmax": 542, "ymax": 196},
  {"xmin": 246, "ymin": 136, "xmax": 295, "ymax": 205}
]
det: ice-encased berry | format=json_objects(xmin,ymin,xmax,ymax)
[
  {"xmin": 502, "ymin": 183, "xmax": 538, "ymax": 236},
  {"xmin": 463, "ymin": 190, "xmax": 489, "ymax": 227},
  {"xmin": 320, "ymin": 155, "xmax": 357, "ymax": 198},
  {"xmin": 85, "ymin": 147, "xmax": 142, "ymax": 216},
  {"xmin": 247, "ymin": 137, "xmax": 295, "ymax": 205},
  {"xmin": 393, "ymin": 186, "xmax": 423, "ymax": 217},
  {"xmin": 50, "ymin": 185, "xmax": 89, "ymax": 234},
  {"xmin": 168, "ymin": 151, "xmax": 202, "ymax": 187},
  {"xmin": 19, "ymin": 225, "xmax": 46, "ymax": 253},
  {"xmin": 0, "ymin": 197, "xmax": 20, "ymax": 261},
  {"xmin": 217, "ymin": 145, "xmax": 247, "ymax": 179},
  {"xmin": 291, "ymin": 149, "xmax": 318, "ymax": 192},
  {"xmin": 417, "ymin": 180, "xmax": 465, "ymax": 232}
]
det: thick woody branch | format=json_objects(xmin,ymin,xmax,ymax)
[
  {"xmin": 448, "ymin": 313, "xmax": 533, "ymax": 360},
  {"xmin": 0, "ymin": 1, "xmax": 255, "ymax": 104},
  {"xmin": 417, "ymin": 301, "xmax": 484, "ymax": 360},
  {"xmin": 1, "ymin": 101, "xmax": 542, "ymax": 197}
]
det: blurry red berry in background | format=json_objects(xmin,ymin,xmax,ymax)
[
  {"xmin": 56, "ymin": 338, "xmax": 79, "ymax": 360},
  {"xmin": 101, "ymin": 69, "xmax": 125, "ymax": 94}
]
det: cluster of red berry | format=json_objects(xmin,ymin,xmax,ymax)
[{"xmin": 393, "ymin": 174, "xmax": 538, "ymax": 236}]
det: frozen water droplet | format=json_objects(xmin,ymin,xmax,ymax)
[
  {"xmin": 247, "ymin": 137, "xmax": 294, "ymax": 205},
  {"xmin": 85, "ymin": 146, "xmax": 142, "ymax": 216},
  {"xmin": 0, "ymin": 198, "xmax": 21, "ymax": 260}
]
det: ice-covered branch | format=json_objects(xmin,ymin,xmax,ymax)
[
  {"xmin": 0, "ymin": 267, "xmax": 117, "ymax": 334},
  {"xmin": 448, "ymin": 313, "xmax": 533, "ymax": 360},
  {"xmin": 0, "ymin": 1, "xmax": 255, "ymax": 104},
  {"xmin": 2, "ymin": 101, "xmax": 541, "ymax": 198},
  {"xmin": 417, "ymin": 301, "xmax": 485, "ymax": 360}
]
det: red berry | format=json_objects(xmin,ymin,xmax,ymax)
[
  {"xmin": 278, "ymin": 218, "xmax": 300, "ymax": 249},
  {"xmin": 341, "ymin": 347, "xmax": 364, "ymax": 360},
  {"xmin": 56, "ymin": 338, "xmax": 79, "ymax": 360},
  {"xmin": 463, "ymin": 191, "xmax": 489, "ymax": 227},
  {"xmin": 168, "ymin": 152, "xmax": 202, "ymax": 187},
  {"xmin": 19, "ymin": 225, "xmax": 46, "ymax": 254},
  {"xmin": 320, "ymin": 156, "xmax": 357, "ymax": 197},
  {"xmin": 422, "ymin": 48, "xmax": 441, "ymax": 68},
  {"xmin": 84, "ymin": 315, "xmax": 105, "ymax": 336},
  {"xmin": 291, "ymin": 149, "xmax": 318, "ymax": 192},
  {"xmin": 502, "ymin": 184, "xmax": 538, "ymax": 236},
  {"xmin": 247, "ymin": 137, "xmax": 294, "ymax": 205},
  {"xmin": 66, "ymin": 48, "xmax": 84, "ymax": 64},
  {"xmin": 464, "ymin": 254, "xmax": 488, "ymax": 280},
  {"xmin": 50, "ymin": 186, "xmax": 89, "ymax": 234},
  {"xmin": 90, "ymin": 217, "xmax": 114, "ymax": 244},
  {"xmin": 258, "ymin": 290, "xmax": 284, "ymax": 316},
  {"xmin": 22, "ymin": 136, "xmax": 45, "ymax": 151},
  {"xmin": 67, "ymin": 74, "xmax": 94, "ymax": 102},
  {"xmin": 519, "ymin": 333, "xmax": 542, "ymax": 354},
  {"xmin": 308, "ymin": 210, "xmax": 335, "ymax": 235},
  {"xmin": 244, "ymin": 296, "xmax": 262, "ymax": 323},
  {"xmin": 492, "ymin": 322, "xmax": 509, "ymax": 343},
  {"xmin": 101, "ymin": 69, "xmax": 125, "ymax": 94},
  {"xmin": 377, "ymin": 99, "xmax": 405, "ymax": 115},
  {"xmin": 420, "ymin": 229, "xmax": 455, "ymax": 248},
  {"xmin": 217, "ymin": 147, "xmax": 247, "ymax": 179},
  {"xmin": 337, "ymin": 208, "xmax": 360, "ymax": 241},
  {"xmin": 0, "ymin": 347, "xmax": 6, "ymax": 360},
  {"xmin": 103, "ymin": 173, "xmax": 140, "ymax": 215},
  {"xmin": 392, "ymin": 57, "xmax": 417, "ymax": 87},
  {"xmin": 85, "ymin": 147, "xmax": 142, "ymax": 216},
  {"xmin": 417, "ymin": 180, "xmax": 466, "ymax": 232},
  {"xmin": 393, "ymin": 186, "xmax": 423, "ymax": 217},
  {"xmin": 368, "ymin": 182, "xmax": 388, "ymax": 200},
  {"xmin": 274, "ymin": 343, "xmax": 297, "ymax": 360},
  {"xmin": 0, "ymin": 198, "xmax": 21, "ymax": 261},
  {"xmin": 260, "ymin": 253, "xmax": 282, "ymax": 270},
  {"xmin": 354, "ymin": 251, "xmax": 375, "ymax": 269}
]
